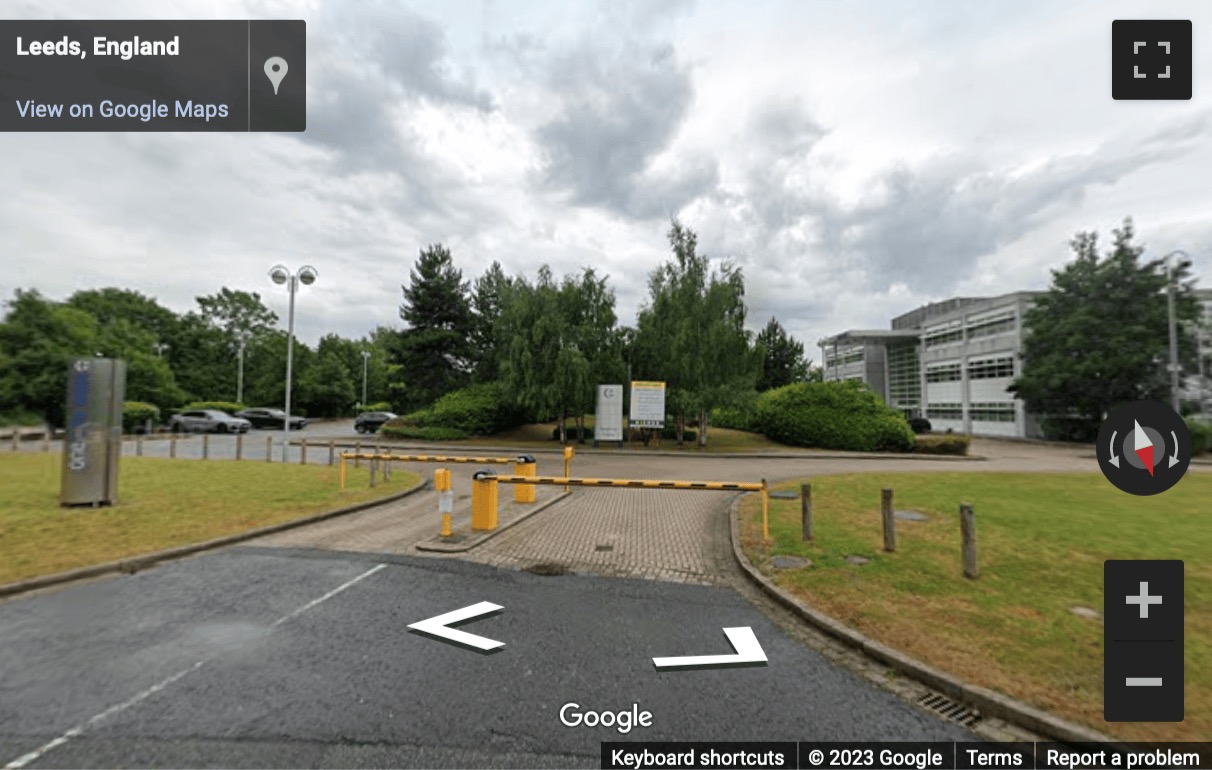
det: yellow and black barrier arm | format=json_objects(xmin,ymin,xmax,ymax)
[{"xmin": 481, "ymin": 474, "xmax": 770, "ymax": 539}]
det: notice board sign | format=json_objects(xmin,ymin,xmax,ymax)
[{"xmin": 629, "ymin": 381, "xmax": 666, "ymax": 428}]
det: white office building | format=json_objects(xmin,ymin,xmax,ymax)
[{"xmin": 821, "ymin": 288, "xmax": 1212, "ymax": 438}]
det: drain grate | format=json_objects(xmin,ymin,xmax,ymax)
[
  {"xmin": 916, "ymin": 692, "xmax": 982, "ymax": 727},
  {"xmin": 522, "ymin": 562, "xmax": 572, "ymax": 576},
  {"xmin": 595, "ymin": 544, "xmax": 614, "ymax": 552}
]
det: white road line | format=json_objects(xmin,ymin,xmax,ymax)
[
  {"xmin": 2, "ymin": 563, "xmax": 386, "ymax": 769},
  {"xmin": 271, "ymin": 563, "xmax": 385, "ymax": 627}
]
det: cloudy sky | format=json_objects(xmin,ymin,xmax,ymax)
[{"xmin": 4, "ymin": 0, "xmax": 1212, "ymax": 359}]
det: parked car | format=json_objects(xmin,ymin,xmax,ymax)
[
  {"xmin": 355, "ymin": 411, "xmax": 397, "ymax": 434},
  {"xmin": 167, "ymin": 410, "xmax": 251, "ymax": 434},
  {"xmin": 233, "ymin": 407, "xmax": 308, "ymax": 430}
]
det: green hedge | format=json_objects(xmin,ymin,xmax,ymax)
[
  {"xmin": 913, "ymin": 434, "xmax": 971, "ymax": 455},
  {"xmin": 754, "ymin": 381, "xmax": 915, "ymax": 452},
  {"xmin": 361, "ymin": 401, "xmax": 393, "ymax": 413},
  {"xmin": 1187, "ymin": 417, "xmax": 1211, "ymax": 457},
  {"xmin": 179, "ymin": 401, "xmax": 245, "ymax": 415},
  {"xmin": 710, "ymin": 405, "xmax": 755, "ymax": 431},
  {"xmin": 380, "ymin": 425, "xmax": 471, "ymax": 441},
  {"xmin": 122, "ymin": 401, "xmax": 160, "ymax": 433},
  {"xmin": 398, "ymin": 383, "xmax": 524, "ymax": 436}
]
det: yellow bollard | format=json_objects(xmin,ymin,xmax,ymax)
[
  {"xmin": 761, "ymin": 479, "xmax": 769, "ymax": 541},
  {"xmin": 471, "ymin": 470, "xmax": 499, "ymax": 531},
  {"xmin": 563, "ymin": 446, "xmax": 574, "ymax": 492},
  {"xmin": 513, "ymin": 454, "xmax": 536, "ymax": 503},
  {"xmin": 436, "ymin": 468, "xmax": 453, "ymax": 537},
  {"xmin": 340, "ymin": 455, "xmax": 347, "ymax": 490}
]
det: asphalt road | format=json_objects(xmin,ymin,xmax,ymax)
[{"xmin": 0, "ymin": 548, "xmax": 972, "ymax": 769}]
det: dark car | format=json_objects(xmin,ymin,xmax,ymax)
[
  {"xmin": 167, "ymin": 410, "xmax": 251, "ymax": 434},
  {"xmin": 234, "ymin": 407, "xmax": 308, "ymax": 430},
  {"xmin": 355, "ymin": 411, "xmax": 397, "ymax": 434}
]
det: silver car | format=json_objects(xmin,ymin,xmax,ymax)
[{"xmin": 168, "ymin": 410, "xmax": 251, "ymax": 434}]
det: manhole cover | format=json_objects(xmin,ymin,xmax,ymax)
[
  {"xmin": 523, "ymin": 562, "xmax": 572, "ymax": 576},
  {"xmin": 1070, "ymin": 606, "xmax": 1101, "ymax": 620},
  {"xmin": 845, "ymin": 555, "xmax": 871, "ymax": 566},
  {"xmin": 771, "ymin": 555, "xmax": 811, "ymax": 569},
  {"xmin": 894, "ymin": 510, "xmax": 928, "ymax": 522},
  {"xmin": 769, "ymin": 491, "xmax": 799, "ymax": 500},
  {"xmin": 594, "ymin": 544, "xmax": 614, "ymax": 552}
]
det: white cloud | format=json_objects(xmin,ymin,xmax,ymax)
[{"xmin": 4, "ymin": 0, "xmax": 1212, "ymax": 358}]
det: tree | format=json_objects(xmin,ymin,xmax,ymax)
[
  {"xmin": 298, "ymin": 350, "xmax": 356, "ymax": 417},
  {"xmin": 196, "ymin": 288, "xmax": 278, "ymax": 340},
  {"xmin": 633, "ymin": 219, "xmax": 761, "ymax": 445},
  {"xmin": 395, "ymin": 244, "xmax": 475, "ymax": 411},
  {"xmin": 755, "ymin": 317, "xmax": 812, "ymax": 391},
  {"xmin": 560, "ymin": 268, "xmax": 625, "ymax": 441},
  {"xmin": 1010, "ymin": 219, "xmax": 1201, "ymax": 440},
  {"xmin": 0, "ymin": 290, "xmax": 101, "ymax": 426},
  {"xmin": 470, "ymin": 261, "xmax": 513, "ymax": 383},
  {"xmin": 66, "ymin": 288, "xmax": 178, "ymax": 344},
  {"xmin": 166, "ymin": 312, "xmax": 234, "ymax": 405}
]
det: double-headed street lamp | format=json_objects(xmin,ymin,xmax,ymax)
[
  {"xmin": 361, "ymin": 349, "xmax": 371, "ymax": 409},
  {"xmin": 268, "ymin": 264, "xmax": 318, "ymax": 462},
  {"xmin": 236, "ymin": 331, "xmax": 250, "ymax": 405},
  {"xmin": 1162, "ymin": 250, "xmax": 1187, "ymax": 413}
]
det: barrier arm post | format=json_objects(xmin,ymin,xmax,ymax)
[
  {"xmin": 437, "ymin": 468, "xmax": 453, "ymax": 537},
  {"xmin": 563, "ymin": 446, "xmax": 573, "ymax": 492}
]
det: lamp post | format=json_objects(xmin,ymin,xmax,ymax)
[
  {"xmin": 1162, "ymin": 251, "xmax": 1187, "ymax": 413},
  {"xmin": 154, "ymin": 342, "xmax": 169, "ymax": 358},
  {"xmin": 361, "ymin": 350, "xmax": 371, "ymax": 409},
  {"xmin": 268, "ymin": 264, "xmax": 318, "ymax": 462},
  {"xmin": 236, "ymin": 332, "xmax": 249, "ymax": 405}
]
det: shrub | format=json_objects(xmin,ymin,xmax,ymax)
[
  {"xmin": 180, "ymin": 401, "xmax": 245, "ymax": 415},
  {"xmin": 122, "ymin": 401, "xmax": 160, "ymax": 434},
  {"xmin": 362, "ymin": 401, "xmax": 393, "ymax": 413},
  {"xmin": 398, "ymin": 383, "xmax": 524, "ymax": 436},
  {"xmin": 913, "ymin": 434, "xmax": 971, "ymax": 455},
  {"xmin": 711, "ymin": 405, "xmax": 755, "ymax": 431},
  {"xmin": 1187, "ymin": 417, "xmax": 1212, "ymax": 457},
  {"xmin": 908, "ymin": 417, "xmax": 932, "ymax": 434},
  {"xmin": 753, "ymin": 381, "xmax": 915, "ymax": 452},
  {"xmin": 380, "ymin": 424, "xmax": 470, "ymax": 441},
  {"xmin": 1041, "ymin": 416, "xmax": 1099, "ymax": 443}
]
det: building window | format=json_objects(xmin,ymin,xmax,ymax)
[
  {"xmin": 968, "ymin": 356, "xmax": 1015, "ymax": 379},
  {"xmin": 927, "ymin": 403, "xmax": 963, "ymax": 420},
  {"xmin": 887, "ymin": 342, "xmax": 920, "ymax": 408},
  {"xmin": 925, "ymin": 328, "xmax": 964, "ymax": 348},
  {"xmin": 970, "ymin": 402, "xmax": 1016, "ymax": 422},
  {"xmin": 966, "ymin": 311, "xmax": 1017, "ymax": 339},
  {"xmin": 926, "ymin": 363, "xmax": 962, "ymax": 382}
]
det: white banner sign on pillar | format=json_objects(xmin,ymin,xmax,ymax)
[{"xmin": 595, "ymin": 384, "xmax": 624, "ymax": 441}]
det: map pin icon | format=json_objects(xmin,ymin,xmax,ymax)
[{"xmin": 264, "ymin": 57, "xmax": 288, "ymax": 95}]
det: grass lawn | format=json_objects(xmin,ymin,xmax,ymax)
[
  {"xmin": 0, "ymin": 453, "xmax": 420, "ymax": 585},
  {"xmin": 738, "ymin": 472, "xmax": 1211, "ymax": 742}
]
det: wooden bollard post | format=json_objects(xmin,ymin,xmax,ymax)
[
  {"xmin": 266, "ymin": 435, "xmax": 273, "ymax": 462},
  {"xmin": 136, "ymin": 435, "xmax": 144, "ymax": 457},
  {"xmin": 10, "ymin": 429, "xmax": 18, "ymax": 452},
  {"xmin": 960, "ymin": 503, "xmax": 979, "ymax": 579},
  {"xmin": 202, "ymin": 433, "xmax": 209, "ymax": 460},
  {"xmin": 369, "ymin": 458, "xmax": 378, "ymax": 488},
  {"xmin": 42, "ymin": 432, "xmax": 50, "ymax": 453},
  {"xmin": 235, "ymin": 433, "xmax": 243, "ymax": 461},
  {"xmin": 328, "ymin": 440, "xmax": 335, "ymax": 466},
  {"xmin": 170, "ymin": 433, "xmax": 177, "ymax": 459},
  {"xmin": 354, "ymin": 441, "xmax": 361, "ymax": 468},
  {"xmin": 300, "ymin": 438, "xmax": 308, "ymax": 465},
  {"xmin": 801, "ymin": 483, "xmax": 813, "ymax": 542},
  {"xmin": 881, "ymin": 488, "xmax": 896, "ymax": 552}
]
